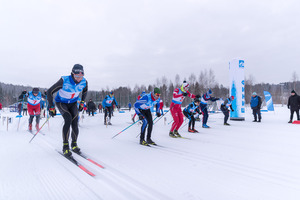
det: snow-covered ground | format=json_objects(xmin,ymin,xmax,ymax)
[{"xmin": 1, "ymin": 105, "xmax": 300, "ymax": 200}]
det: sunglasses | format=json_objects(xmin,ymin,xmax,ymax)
[
  {"xmin": 73, "ymin": 72, "xmax": 84, "ymax": 78},
  {"xmin": 155, "ymin": 93, "xmax": 161, "ymax": 97}
]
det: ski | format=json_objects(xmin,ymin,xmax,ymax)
[
  {"xmin": 72, "ymin": 151, "xmax": 105, "ymax": 169},
  {"xmin": 56, "ymin": 150, "xmax": 96, "ymax": 177}
]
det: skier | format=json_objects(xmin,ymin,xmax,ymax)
[
  {"xmin": 134, "ymin": 88, "xmax": 161, "ymax": 146},
  {"xmin": 200, "ymin": 89, "xmax": 219, "ymax": 128},
  {"xmin": 128, "ymin": 102, "xmax": 132, "ymax": 112},
  {"xmin": 287, "ymin": 90, "xmax": 300, "ymax": 123},
  {"xmin": 169, "ymin": 81, "xmax": 195, "ymax": 138},
  {"xmin": 220, "ymin": 96, "xmax": 235, "ymax": 125},
  {"xmin": 20, "ymin": 88, "xmax": 42, "ymax": 131},
  {"xmin": 87, "ymin": 99, "xmax": 96, "ymax": 116},
  {"xmin": 102, "ymin": 91, "xmax": 118, "ymax": 125},
  {"xmin": 47, "ymin": 64, "xmax": 88, "ymax": 157},
  {"xmin": 98, "ymin": 103, "xmax": 103, "ymax": 113},
  {"xmin": 159, "ymin": 99, "xmax": 164, "ymax": 115},
  {"xmin": 250, "ymin": 92, "xmax": 262, "ymax": 122},
  {"xmin": 183, "ymin": 96, "xmax": 201, "ymax": 133}
]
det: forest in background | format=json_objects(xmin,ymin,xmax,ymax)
[{"xmin": 0, "ymin": 69, "xmax": 299, "ymax": 108}]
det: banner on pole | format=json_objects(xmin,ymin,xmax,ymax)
[
  {"xmin": 229, "ymin": 59, "xmax": 245, "ymax": 121},
  {"xmin": 263, "ymin": 91, "xmax": 274, "ymax": 111}
]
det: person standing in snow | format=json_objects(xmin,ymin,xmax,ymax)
[
  {"xmin": 20, "ymin": 88, "xmax": 42, "ymax": 132},
  {"xmin": 102, "ymin": 91, "xmax": 118, "ymax": 125},
  {"xmin": 128, "ymin": 102, "xmax": 132, "ymax": 112},
  {"xmin": 220, "ymin": 96, "xmax": 235, "ymax": 125},
  {"xmin": 200, "ymin": 89, "xmax": 219, "ymax": 128},
  {"xmin": 87, "ymin": 99, "xmax": 96, "ymax": 116},
  {"xmin": 47, "ymin": 64, "xmax": 88, "ymax": 157},
  {"xmin": 169, "ymin": 81, "xmax": 195, "ymax": 138},
  {"xmin": 287, "ymin": 90, "xmax": 300, "ymax": 123},
  {"xmin": 183, "ymin": 96, "xmax": 201, "ymax": 133},
  {"xmin": 134, "ymin": 88, "xmax": 161, "ymax": 146},
  {"xmin": 250, "ymin": 92, "xmax": 262, "ymax": 122}
]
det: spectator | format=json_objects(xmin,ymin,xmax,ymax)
[
  {"xmin": 250, "ymin": 92, "xmax": 262, "ymax": 122},
  {"xmin": 87, "ymin": 99, "xmax": 96, "ymax": 116},
  {"xmin": 287, "ymin": 90, "xmax": 300, "ymax": 123}
]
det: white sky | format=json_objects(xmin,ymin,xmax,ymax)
[{"xmin": 1, "ymin": 0, "xmax": 300, "ymax": 90}]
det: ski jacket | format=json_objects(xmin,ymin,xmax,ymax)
[
  {"xmin": 0, "ymin": 103, "xmax": 2, "ymax": 110},
  {"xmin": 200, "ymin": 92, "xmax": 219, "ymax": 105},
  {"xmin": 184, "ymin": 102, "xmax": 201, "ymax": 115},
  {"xmin": 159, "ymin": 100, "xmax": 164, "ymax": 110},
  {"xmin": 102, "ymin": 95, "xmax": 118, "ymax": 109},
  {"xmin": 288, "ymin": 94, "xmax": 300, "ymax": 110},
  {"xmin": 134, "ymin": 92, "xmax": 160, "ymax": 115},
  {"xmin": 250, "ymin": 96, "xmax": 262, "ymax": 109},
  {"xmin": 172, "ymin": 88, "xmax": 195, "ymax": 104},
  {"xmin": 221, "ymin": 97, "xmax": 233, "ymax": 111},
  {"xmin": 47, "ymin": 75, "xmax": 88, "ymax": 107},
  {"xmin": 87, "ymin": 101, "xmax": 96, "ymax": 111},
  {"xmin": 27, "ymin": 91, "xmax": 42, "ymax": 106}
]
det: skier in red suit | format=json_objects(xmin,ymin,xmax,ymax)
[{"xmin": 169, "ymin": 81, "xmax": 195, "ymax": 138}]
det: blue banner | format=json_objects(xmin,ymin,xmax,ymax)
[{"xmin": 263, "ymin": 91, "xmax": 274, "ymax": 111}]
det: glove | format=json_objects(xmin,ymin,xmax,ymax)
[
  {"xmin": 22, "ymin": 90, "xmax": 27, "ymax": 95},
  {"xmin": 138, "ymin": 114, "xmax": 144, "ymax": 120},
  {"xmin": 49, "ymin": 106, "xmax": 56, "ymax": 117},
  {"xmin": 79, "ymin": 101, "xmax": 84, "ymax": 112},
  {"xmin": 183, "ymin": 92, "xmax": 188, "ymax": 97},
  {"xmin": 156, "ymin": 112, "xmax": 161, "ymax": 117},
  {"xmin": 231, "ymin": 109, "xmax": 234, "ymax": 112}
]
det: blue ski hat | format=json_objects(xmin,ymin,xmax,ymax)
[
  {"xmin": 252, "ymin": 92, "xmax": 257, "ymax": 96},
  {"xmin": 208, "ymin": 89, "xmax": 212, "ymax": 94}
]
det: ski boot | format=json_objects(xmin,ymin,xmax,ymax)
[
  {"xmin": 140, "ymin": 139, "xmax": 150, "ymax": 146},
  {"xmin": 202, "ymin": 124, "xmax": 210, "ymax": 128},
  {"xmin": 71, "ymin": 142, "xmax": 81, "ymax": 154},
  {"xmin": 252, "ymin": 120, "xmax": 257, "ymax": 122},
  {"xmin": 174, "ymin": 130, "xmax": 182, "ymax": 137},
  {"xmin": 188, "ymin": 128, "xmax": 195, "ymax": 133},
  {"xmin": 224, "ymin": 122, "xmax": 230, "ymax": 126},
  {"xmin": 146, "ymin": 138, "xmax": 157, "ymax": 145},
  {"xmin": 288, "ymin": 120, "xmax": 292, "ymax": 123},
  {"xmin": 28, "ymin": 124, "xmax": 33, "ymax": 132},
  {"xmin": 257, "ymin": 119, "xmax": 261, "ymax": 122},
  {"xmin": 35, "ymin": 123, "xmax": 39, "ymax": 130},
  {"xmin": 192, "ymin": 129, "xmax": 199, "ymax": 133},
  {"xmin": 169, "ymin": 131, "xmax": 177, "ymax": 138},
  {"xmin": 63, "ymin": 143, "xmax": 72, "ymax": 157}
]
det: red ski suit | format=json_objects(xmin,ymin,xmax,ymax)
[{"xmin": 170, "ymin": 88, "xmax": 195, "ymax": 132}]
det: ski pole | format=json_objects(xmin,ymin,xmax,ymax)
[
  {"xmin": 29, "ymin": 117, "xmax": 50, "ymax": 143},
  {"xmin": 111, "ymin": 119, "xmax": 140, "ymax": 139},
  {"xmin": 154, "ymin": 105, "xmax": 173, "ymax": 125},
  {"xmin": 17, "ymin": 94, "xmax": 26, "ymax": 131}
]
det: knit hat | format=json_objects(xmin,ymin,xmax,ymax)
[
  {"xmin": 291, "ymin": 90, "xmax": 296, "ymax": 93},
  {"xmin": 32, "ymin": 88, "xmax": 39, "ymax": 94},
  {"xmin": 252, "ymin": 92, "xmax": 257, "ymax": 96},
  {"xmin": 72, "ymin": 64, "xmax": 84, "ymax": 75},
  {"xmin": 154, "ymin": 87, "xmax": 161, "ymax": 95},
  {"xmin": 208, "ymin": 89, "xmax": 212, "ymax": 94}
]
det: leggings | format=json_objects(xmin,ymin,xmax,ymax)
[
  {"xmin": 170, "ymin": 103, "xmax": 184, "ymax": 132},
  {"xmin": 56, "ymin": 102, "xmax": 79, "ymax": 144},
  {"xmin": 139, "ymin": 109, "xmax": 153, "ymax": 140},
  {"xmin": 183, "ymin": 110, "xmax": 195, "ymax": 129}
]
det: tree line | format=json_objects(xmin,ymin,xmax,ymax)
[{"xmin": 0, "ymin": 69, "xmax": 299, "ymax": 108}]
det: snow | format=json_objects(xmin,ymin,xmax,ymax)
[{"xmin": 1, "ymin": 106, "xmax": 300, "ymax": 200}]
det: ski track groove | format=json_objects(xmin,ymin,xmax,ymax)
[
  {"xmin": 151, "ymin": 145, "xmax": 300, "ymax": 190},
  {"xmin": 36, "ymin": 134, "xmax": 170, "ymax": 200}
]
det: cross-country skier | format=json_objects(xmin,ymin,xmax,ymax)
[
  {"xmin": 183, "ymin": 96, "xmax": 201, "ymax": 133},
  {"xmin": 47, "ymin": 64, "xmax": 88, "ymax": 157},
  {"xmin": 20, "ymin": 88, "xmax": 42, "ymax": 132},
  {"xmin": 132, "ymin": 91, "xmax": 146, "ymax": 122},
  {"xmin": 220, "ymin": 96, "xmax": 234, "ymax": 125},
  {"xmin": 102, "ymin": 91, "xmax": 118, "ymax": 125},
  {"xmin": 169, "ymin": 81, "xmax": 195, "ymax": 138},
  {"xmin": 200, "ymin": 89, "xmax": 219, "ymax": 128},
  {"xmin": 134, "ymin": 88, "xmax": 161, "ymax": 146}
]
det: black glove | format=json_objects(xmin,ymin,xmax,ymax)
[
  {"xmin": 183, "ymin": 92, "xmax": 188, "ymax": 97},
  {"xmin": 138, "ymin": 114, "xmax": 144, "ymax": 120},
  {"xmin": 22, "ymin": 90, "xmax": 27, "ymax": 95},
  {"xmin": 79, "ymin": 101, "xmax": 84, "ymax": 112},
  {"xmin": 156, "ymin": 112, "xmax": 161, "ymax": 117},
  {"xmin": 231, "ymin": 109, "xmax": 234, "ymax": 112},
  {"xmin": 49, "ymin": 106, "xmax": 56, "ymax": 117}
]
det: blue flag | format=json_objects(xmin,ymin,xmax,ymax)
[{"xmin": 263, "ymin": 91, "xmax": 274, "ymax": 111}]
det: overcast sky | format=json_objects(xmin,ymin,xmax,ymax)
[{"xmin": 1, "ymin": 0, "xmax": 300, "ymax": 91}]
